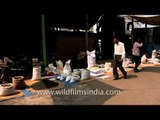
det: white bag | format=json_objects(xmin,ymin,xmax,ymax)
[
  {"xmin": 63, "ymin": 60, "xmax": 72, "ymax": 75},
  {"xmin": 48, "ymin": 63, "xmax": 56, "ymax": 73},
  {"xmin": 141, "ymin": 54, "xmax": 147, "ymax": 64},
  {"xmin": 80, "ymin": 69, "xmax": 90, "ymax": 80},
  {"xmin": 56, "ymin": 60, "xmax": 63, "ymax": 74},
  {"xmin": 104, "ymin": 62, "xmax": 112, "ymax": 71},
  {"xmin": 31, "ymin": 66, "xmax": 41, "ymax": 80},
  {"xmin": 123, "ymin": 58, "xmax": 131, "ymax": 68},
  {"xmin": 87, "ymin": 50, "xmax": 96, "ymax": 69}
]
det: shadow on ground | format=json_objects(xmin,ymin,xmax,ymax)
[
  {"xmin": 31, "ymin": 79, "xmax": 60, "ymax": 90},
  {"xmin": 141, "ymin": 66, "xmax": 160, "ymax": 73},
  {"xmin": 51, "ymin": 79, "xmax": 122, "ymax": 105},
  {"xmin": 125, "ymin": 74, "xmax": 137, "ymax": 79}
]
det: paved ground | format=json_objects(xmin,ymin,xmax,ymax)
[{"xmin": 1, "ymin": 63, "xmax": 160, "ymax": 105}]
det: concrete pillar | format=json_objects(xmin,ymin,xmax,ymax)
[{"xmin": 41, "ymin": 15, "xmax": 47, "ymax": 67}]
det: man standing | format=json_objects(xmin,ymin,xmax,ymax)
[
  {"xmin": 113, "ymin": 36, "xmax": 127, "ymax": 80},
  {"xmin": 132, "ymin": 38, "xmax": 143, "ymax": 72}
]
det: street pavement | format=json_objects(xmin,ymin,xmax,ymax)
[{"xmin": 0, "ymin": 63, "xmax": 160, "ymax": 105}]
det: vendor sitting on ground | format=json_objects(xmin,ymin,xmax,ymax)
[{"xmin": 0, "ymin": 54, "xmax": 13, "ymax": 83}]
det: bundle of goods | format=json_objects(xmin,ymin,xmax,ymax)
[
  {"xmin": 59, "ymin": 69, "xmax": 90, "ymax": 83},
  {"xmin": 87, "ymin": 50, "xmax": 96, "ymax": 69},
  {"xmin": 89, "ymin": 66, "xmax": 105, "ymax": 77}
]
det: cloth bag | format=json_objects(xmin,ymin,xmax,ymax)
[
  {"xmin": 87, "ymin": 50, "xmax": 96, "ymax": 69},
  {"xmin": 31, "ymin": 66, "xmax": 41, "ymax": 80}
]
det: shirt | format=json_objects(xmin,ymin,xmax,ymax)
[
  {"xmin": 0, "ymin": 57, "xmax": 12, "ymax": 68},
  {"xmin": 132, "ymin": 41, "xmax": 143, "ymax": 56},
  {"xmin": 114, "ymin": 41, "xmax": 126, "ymax": 59}
]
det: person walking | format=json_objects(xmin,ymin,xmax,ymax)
[
  {"xmin": 132, "ymin": 38, "xmax": 143, "ymax": 72},
  {"xmin": 113, "ymin": 36, "xmax": 127, "ymax": 80}
]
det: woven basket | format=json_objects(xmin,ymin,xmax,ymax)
[
  {"xmin": 0, "ymin": 83, "xmax": 17, "ymax": 96},
  {"xmin": 12, "ymin": 76, "xmax": 27, "ymax": 89}
]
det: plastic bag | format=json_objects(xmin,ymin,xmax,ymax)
[
  {"xmin": 56, "ymin": 60, "xmax": 63, "ymax": 74},
  {"xmin": 123, "ymin": 58, "xmax": 132, "ymax": 68},
  {"xmin": 63, "ymin": 60, "xmax": 72, "ymax": 75},
  {"xmin": 141, "ymin": 54, "xmax": 147, "ymax": 64}
]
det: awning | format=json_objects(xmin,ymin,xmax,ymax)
[{"xmin": 130, "ymin": 15, "xmax": 160, "ymax": 25}]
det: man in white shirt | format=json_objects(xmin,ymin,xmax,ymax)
[
  {"xmin": 113, "ymin": 36, "xmax": 127, "ymax": 80},
  {"xmin": 132, "ymin": 38, "xmax": 143, "ymax": 72}
]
